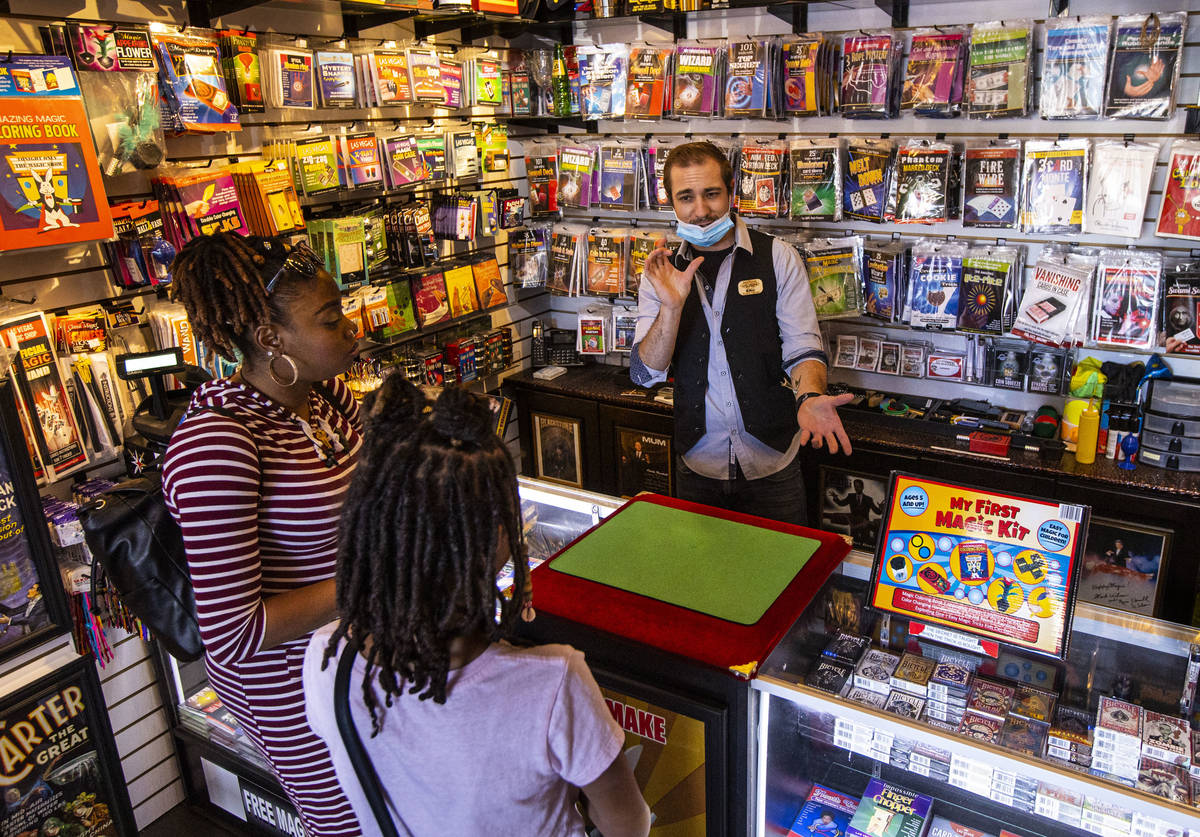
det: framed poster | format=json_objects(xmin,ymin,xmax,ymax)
[
  {"xmin": 869, "ymin": 472, "xmax": 1088, "ymax": 659},
  {"xmin": 1077, "ymin": 517, "xmax": 1170, "ymax": 617},
  {"xmin": 592, "ymin": 668, "xmax": 723, "ymax": 836},
  {"xmin": 819, "ymin": 466, "xmax": 887, "ymax": 550},
  {"xmin": 533, "ymin": 413, "xmax": 583, "ymax": 488},
  {"xmin": 0, "ymin": 379, "xmax": 72, "ymax": 664},
  {"xmin": 615, "ymin": 427, "xmax": 672, "ymax": 498},
  {"xmin": 0, "ymin": 656, "xmax": 136, "ymax": 836}
]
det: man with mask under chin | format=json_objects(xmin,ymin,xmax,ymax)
[{"xmin": 631, "ymin": 141, "xmax": 853, "ymax": 525}]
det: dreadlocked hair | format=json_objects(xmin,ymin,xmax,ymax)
[
  {"xmin": 168, "ymin": 232, "xmax": 307, "ymax": 362},
  {"xmin": 325, "ymin": 376, "xmax": 526, "ymax": 735}
]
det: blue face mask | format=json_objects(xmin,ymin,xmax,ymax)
[{"xmin": 674, "ymin": 212, "xmax": 734, "ymax": 248}]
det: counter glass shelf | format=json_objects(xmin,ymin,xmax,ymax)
[{"xmin": 754, "ymin": 551, "xmax": 1200, "ymax": 837}]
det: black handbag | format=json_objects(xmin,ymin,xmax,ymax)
[
  {"xmin": 335, "ymin": 638, "xmax": 401, "ymax": 837},
  {"xmin": 79, "ymin": 402, "xmax": 247, "ymax": 662},
  {"xmin": 81, "ymin": 474, "xmax": 205, "ymax": 661}
]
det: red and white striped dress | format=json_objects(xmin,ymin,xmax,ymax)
[{"xmin": 163, "ymin": 377, "xmax": 363, "ymax": 837}]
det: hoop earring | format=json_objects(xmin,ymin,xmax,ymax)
[{"xmin": 267, "ymin": 351, "xmax": 299, "ymax": 387}]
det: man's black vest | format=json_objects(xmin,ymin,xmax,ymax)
[{"xmin": 672, "ymin": 227, "xmax": 798, "ymax": 455}]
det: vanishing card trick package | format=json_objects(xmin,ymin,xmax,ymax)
[
  {"xmin": 966, "ymin": 20, "xmax": 1033, "ymax": 118},
  {"xmin": 1039, "ymin": 17, "xmax": 1110, "ymax": 119},
  {"xmin": 736, "ymin": 141, "xmax": 787, "ymax": 218},
  {"xmin": 1011, "ymin": 246, "xmax": 1097, "ymax": 347},
  {"xmin": 841, "ymin": 31, "xmax": 899, "ymax": 118},
  {"xmin": 844, "ymin": 138, "xmax": 895, "ymax": 223},
  {"xmin": 789, "ymin": 138, "xmax": 841, "ymax": 220},
  {"xmin": 1020, "ymin": 140, "xmax": 1088, "ymax": 234},
  {"xmin": 963, "ymin": 140, "xmax": 1020, "ymax": 228},
  {"xmin": 902, "ymin": 27, "xmax": 966, "ymax": 116},
  {"xmin": 1156, "ymin": 140, "xmax": 1200, "ymax": 241},
  {"xmin": 1105, "ymin": 12, "xmax": 1187, "ymax": 120}
]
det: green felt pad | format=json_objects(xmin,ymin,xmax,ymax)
[{"xmin": 549, "ymin": 501, "xmax": 821, "ymax": 625}]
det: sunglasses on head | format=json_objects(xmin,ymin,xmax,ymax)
[{"xmin": 265, "ymin": 240, "xmax": 323, "ymax": 294}]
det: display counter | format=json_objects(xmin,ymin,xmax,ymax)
[
  {"xmin": 756, "ymin": 549, "xmax": 1200, "ymax": 837},
  {"xmin": 505, "ymin": 365, "xmax": 1200, "ymax": 625}
]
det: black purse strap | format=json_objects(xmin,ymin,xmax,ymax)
[{"xmin": 334, "ymin": 638, "xmax": 400, "ymax": 837}]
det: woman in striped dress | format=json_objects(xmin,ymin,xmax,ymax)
[{"xmin": 162, "ymin": 233, "xmax": 363, "ymax": 836}]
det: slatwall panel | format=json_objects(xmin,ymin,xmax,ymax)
[
  {"xmin": 0, "ymin": 0, "xmax": 554, "ymax": 828},
  {"xmin": 546, "ymin": 0, "xmax": 1200, "ymax": 412}
]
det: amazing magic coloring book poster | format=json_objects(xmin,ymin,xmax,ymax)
[{"xmin": 0, "ymin": 56, "xmax": 112, "ymax": 251}]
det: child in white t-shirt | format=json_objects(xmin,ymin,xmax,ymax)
[{"xmin": 303, "ymin": 378, "xmax": 650, "ymax": 837}]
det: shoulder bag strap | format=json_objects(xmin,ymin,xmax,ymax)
[{"xmin": 335, "ymin": 638, "xmax": 400, "ymax": 837}]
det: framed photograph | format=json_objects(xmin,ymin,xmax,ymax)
[
  {"xmin": 819, "ymin": 466, "xmax": 887, "ymax": 550},
  {"xmin": 1077, "ymin": 517, "xmax": 1171, "ymax": 616},
  {"xmin": 533, "ymin": 412, "xmax": 583, "ymax": 488},
  {"xmin": 0, "ymin": 380, "xmax": 72, "ymax": 664},
  {"xmin": 0, "ymin": 655, "xmax": 136, "ymax": 836},
  {"xmin": 615, "ymin": 427, "xmax": 672, "ymax": 498}
]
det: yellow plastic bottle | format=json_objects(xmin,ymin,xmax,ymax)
[{"xmin": 1074, "ymin": 400, "xmax": 1100, "ymax": 465}]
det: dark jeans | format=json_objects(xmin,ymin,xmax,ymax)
[{"xmin": 675, "ymin": 455, "xmax": 808, "ymax": 526}]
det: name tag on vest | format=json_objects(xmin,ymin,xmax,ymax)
[{"xmin": 737, "ymin": 279, "xmax": 763, "ymax": 296}]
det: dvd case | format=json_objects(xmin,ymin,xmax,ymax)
[
  {"xmin": 841, "ymin": 31, "xmax": 899, "ymax": 118},
  {"xmin": 790, "ymin": 138, "xmax": 841, "ymax": 221},
  {"xmin": 1020, "ymin": 139, "xmax": 1089, "ymax": 234},
  {"xmin": 906, "ymin": 240, "xmax": 965, "ymax": 330},
  {"xmin": 1040, "ymin": 17, "xmax": 1109, "ymax": 119},
  {"xmin": 902, "ymin": 27, "xmax": 966, "ymax": 116},
  {"xmin": 1155, "ymin": 140, "xmax": 1200, "ymax": 241},
  {"xmin": 1083, "ymin": 139, "xmax": 1159, "ymax": 238},
  {"xmin": 803, "ymin": 236, "xmax": 864, "ymax": 319},
  {"xmin": 1105, "ymin": 12, "xmax": 1187, "ymax": 120},
  {"xmin": 844, "ymin": 138, "xmax": 895, "ymax": 223},
  {"xmin": 737, "ymin": 141, "xmax": 787, "ymax": 218},
  {"xmin": 725, "ymin": 39, "xmax": 773, "ymax": 118},
  {"xmin": 963, "ymin": 140, "xmax": 1020, "ymax": 228},
  {"xmin": 1091, "ymin": 250, "xmax": 1162, "ymax": 350},
  {"xmin": 966, "ymin": 20, "xmax": 1033, "ymax": 118},
  {"xmin": 892, "ymin": 140, "xmax": 953, "ymax": 224}
]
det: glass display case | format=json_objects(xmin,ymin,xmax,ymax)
[
  {"xmin": 754, "ymin": 550, "xmax": 1200, "ymax": 837},
  {"xmin": 157, "ymin": 477, "xmax": 623, "ymax": 827}
]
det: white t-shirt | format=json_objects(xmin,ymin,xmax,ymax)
[{"xmin": 303, "ymin": 623, "xmax": 624, "ymax": 837}]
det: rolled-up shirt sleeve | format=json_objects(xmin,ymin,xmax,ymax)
[
  {"xmin": 773, "ymin": 238, "xmax": 828, "ymax": 376},
  {"xmin": 630, "ymin": 267, "xmax": 669, "ymax": 387}
]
